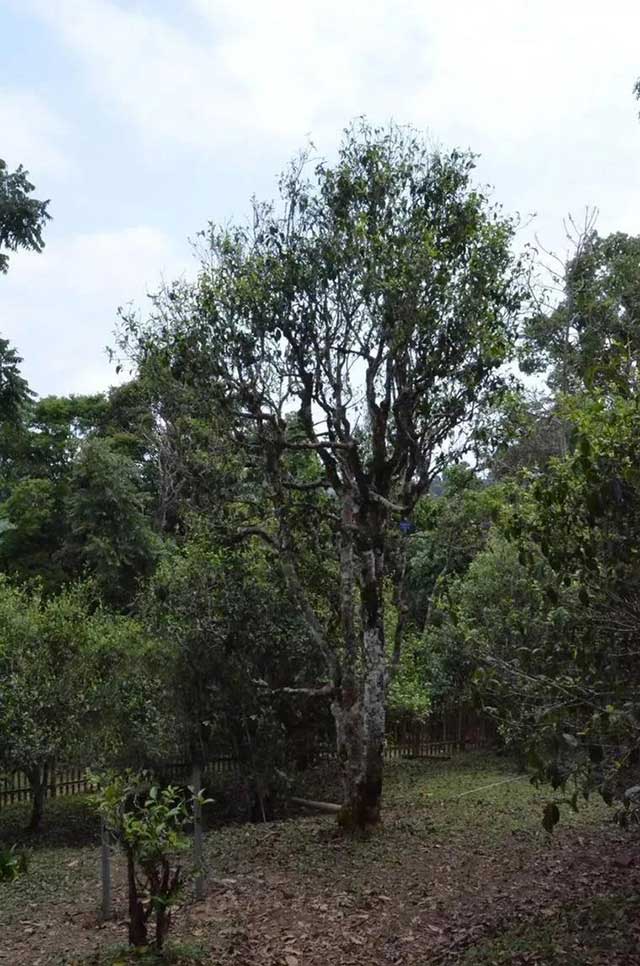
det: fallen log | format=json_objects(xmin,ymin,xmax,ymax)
[{"xmin": 290, "ymin": 796, "xmax": 342, "ymax": 814}]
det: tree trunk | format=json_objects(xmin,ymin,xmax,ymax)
[
  {"xmin": 154, "ymin": 867, "xmax": 171, "ymax": 950},
  {"xmin": 358, "ymin": 618, "xmax": 386, "ymax": 826},
  {"xmin": 27, "ymin": 765, "xmax": 46, "ymax": 834},
  {"xmin": 332, "ymin": 695, "xmax": 363, "ymax": 828},
  {"xmin": 155, "ymin": 904, "xmax": 171, "ymax": 950},
  {"xmin": 126, "ymin": 851, "xmax": 148, "ymax": 947},
  {"xmin": 47, "ymin": 761, "xmax": 57, "ymax": 799},
  {"xmin": 333, "ymin": 541, "xmax": 386, "ymax": 832},
  {"xmin": 153, "ymin": 859, "xmax": 177, "ymax": 949},
  {"xmin": 333, "ymin": 687, "xmax": 385, "ymax": 831}
]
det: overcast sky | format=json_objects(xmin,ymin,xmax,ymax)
[{"xmin": 1, "ymin": 0, "xmax": 639, "ymax": 398}]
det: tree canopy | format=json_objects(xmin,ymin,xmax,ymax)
[
  {"xmin": 116, "ymin": 121, "xmax": 527, "ymax": 828},
  {"xmin": 0, "ymin": 159, "xmax": 50, "ymax": 274}
]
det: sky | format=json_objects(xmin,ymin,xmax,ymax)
[{"xmin": 1, "ymin": 0, "xmax": 640, "ymax": 398}]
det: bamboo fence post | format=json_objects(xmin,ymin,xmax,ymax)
[
  {"xmin": 192, "ymin": 763, "xmax": 204, "ymax": 902},
  {"xmin": 100, "ymin": 817, "xmax": 112, "ymax": 921}
]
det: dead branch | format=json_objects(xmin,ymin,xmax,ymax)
[
  {"xmin": 253, "ymin": 680, "xmax": 334, "ymax": 698},
  {"xmin": 290, "ymin": 797, "xmax": 342, "ymax": 814},
  {"xmin": 234, "ymin": 527, "xmax": 279, "ymax": 550}
]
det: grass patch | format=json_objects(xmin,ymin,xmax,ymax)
[
  {"xmin": 65, "ymin": 940, "xmax": 208, "ymax": 965},
  {"xmin": 0, "ymin": 794, "xmax": 99, "ymax": 849},
  {"xmin": 0, "ymin": 842, "xmax": 117, "ymax": 926},
  {"xmin": 203, "ymin": 751, "xmax": 611, "ymax": 898},
  {"xmin": 459, "ymin": 892, "xmax": 640, "ymax": 965}
]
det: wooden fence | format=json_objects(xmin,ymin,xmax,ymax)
[
  {"xmin": 0, "ymin": 766, "xmax": 95, "ymax": 806},
  {"xmin": 388, "ymin": 706, "xmax": 496, "ymax": 750},
  {"xmin": 0, "ymin": 758, "xmax": 241, "ymax": 809},
  {"xmin": 0, "ymin": 713, "xmax": 494, "ymax": 809}
]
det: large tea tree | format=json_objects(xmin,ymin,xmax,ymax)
[{"xmin": 122, "ymin": 123, "xmax": 527, "ymax": 829}]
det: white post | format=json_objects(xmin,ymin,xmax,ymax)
[
  {"xmin": 192, "ymin": 763, "xmax": 204, "ymax": 901},
  {"xmin": 100, "ymin": 817, "xmax": 112, "ymax": 920}
]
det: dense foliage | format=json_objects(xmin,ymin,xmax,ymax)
[{"xmin": 0, "ymin": 577, "xmax": 170, "ymax": 830}]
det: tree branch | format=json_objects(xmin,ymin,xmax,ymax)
[
  {"xmin": 283, "ymin": 440, "xmax": 353, "ymax": 452},
  {"xmin": 234, "ymin": 527, "xmax": 279, "ymax": 550},
  {"xmin": 369, "ymin": 490, "xmax": 407, "ymax": 514},
  {"xmin": 253, "ymin": 679, "xmax": 334, "ymax": 698}
]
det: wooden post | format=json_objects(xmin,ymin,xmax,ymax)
[
  {"xmin": 192, "ymin": 764, "xmax": 204, "ymax": 902},
  {"xmin": 100, "ymin": 817, "xmax": 112, "ymax": 921}
]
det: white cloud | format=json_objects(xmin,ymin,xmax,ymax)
[
  {"xmin": 25, "ymin": 0, "xmax": 430, "ymax": 152},
  {"xmin": 27, "ymin": 0, "xmax": 640, "ymax": 155},
  {"xmin": 0, "ymin": 88, "xmax": 72, "ymax": 179},
  {"xmin": 24, "ymin": 0, "xmax": 640, "ymax": 248},
  {"xmin": 7, "ymin": 0, "xmax": 640, "ymax": 396},
  {"xmin": 0, "ymin": 226, "xmax": 190, "ymax": 396},
  {"xmin": 26, "ymin": 0, "xmax": 254, "ymax": 152}
]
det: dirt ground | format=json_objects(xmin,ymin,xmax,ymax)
[{"xmin": 2, "ymin": 754, "xmax": 639, "ymax": 966}]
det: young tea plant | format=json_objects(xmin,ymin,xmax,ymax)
[
  {"xmin": 0, "ymin": 845, "xmax": 28, "ymax": 883},
  {"xmin": 91, "ymin": 771, "xmax": 208, "ymax": 949}
]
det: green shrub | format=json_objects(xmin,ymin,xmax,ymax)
[
  {"xmin": 92, "ymin": 772, "xmax": 207, "ymax": 950},
  {"xmin": 0, "ymin": 844, "xmax": 27, "ymax": 882}
]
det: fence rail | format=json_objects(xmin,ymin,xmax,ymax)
[{"xmin": 0, "ymin": 714, "xmax": 494, "ymax": 809}]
